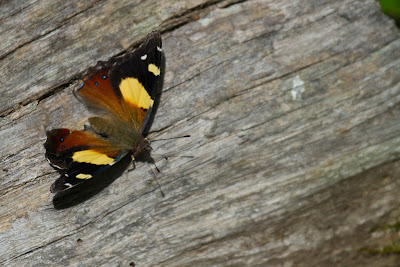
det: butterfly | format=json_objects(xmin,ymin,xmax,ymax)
[{"xmin": 44, "ymin": 31, "xmax": 163, "ymax": 193}]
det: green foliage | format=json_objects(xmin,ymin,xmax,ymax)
[
  {"xmin": 379, "ymin": 0, "xmax": 400, "ymax": 27},
  {"xmin": 360, "ymin": 221, "xmax": 400, "ymax": 255},
  {"xmin": 369, "ymin": 221, "xmax": 400, "ymax": 232},
  {"xmin": 360, "ymin": 243, "xmax": 400, "ymax": 255}
]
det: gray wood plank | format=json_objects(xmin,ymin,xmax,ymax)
[{"xmin": 1, "ymin": 0, "xmax": 400, "ymax": 266}]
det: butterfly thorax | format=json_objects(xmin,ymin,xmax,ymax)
[{"xmin": 132, "ymin": 137, "xmax": 152, "ymax": 158}]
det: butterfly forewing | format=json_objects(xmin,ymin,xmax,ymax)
[{"xmin": 109, "ymin": 31, "xmax": 162, "ymax": 132}]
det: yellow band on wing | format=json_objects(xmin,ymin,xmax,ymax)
[
  {"xmin": 119, "ymin": 78, "xmax": 151, "ymax": 109},
  {"xmin": 76, "ymin": 174, "xmax": 92, "ymax": 179},
  {"xmin": 72, "ymin": 150, "xmax": 115, "ymax": 165},
  {"xmin": 148, "ymin": 64, "xmax": 160, "ymax": 76}
]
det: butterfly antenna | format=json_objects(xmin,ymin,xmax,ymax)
[
  {"xmin": 153, "ymin": 160, "xmax": 160, "ymax": 173},
  {"xmin": 146, "ymin": 151, "xmax": 165, "ymax": 197},
  {"xmin": 148, "ymin": 135, "xmax": 190, "ymax": 142},
  {"xmin": 152, "ymin": 168, "xmax": 165, "ymax": 198}
]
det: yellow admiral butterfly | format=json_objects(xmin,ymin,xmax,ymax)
[{"xmin": 44, "ymin": 31, "xmax": 163, "ymax": 193}]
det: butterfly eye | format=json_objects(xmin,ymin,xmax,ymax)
[
  {"xmin": 94, "ymin": 82, "xmax": 98, "ymax": 86},
  {"xmin": 102, "ymin": 75, "xmax": 107, "ymax": 79}
]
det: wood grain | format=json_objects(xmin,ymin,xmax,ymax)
[{"xmin": 1, "ymin": 0, "xmax": 400, "ymax": 266}]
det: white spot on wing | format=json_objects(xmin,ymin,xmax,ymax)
[
  {"xmin": 291, "ymin": 75, "xmax": 305, "ymax": 100},
  {"xmin": 65, "ymin": 183, "xmax": 73, "ymax": 188},
  {"xmin": 141, "ymin": 54, "xmax": 147, "ymax": 60},
  {"xmin": 157, "ymin": 46, "xmax": 162, "ymax": 52},
  {"xmin": 47, "ymin": 159, "xmax": 62, "ymax": 169}
]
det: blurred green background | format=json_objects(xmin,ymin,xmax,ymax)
[{"xmin": 379, "ymin": 0, "xmax": 400, "ymax": 27}]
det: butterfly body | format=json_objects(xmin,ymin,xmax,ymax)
[{"xmin": 45, "ymin": 31, "xmax": 162, "ymax": 193}]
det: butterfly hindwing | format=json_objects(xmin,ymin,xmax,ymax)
[{"xmin": 45, "ymin": 128, "xmax": 127, "ymax": 192}]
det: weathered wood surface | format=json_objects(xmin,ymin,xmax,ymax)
[{"xmin": 1, "ymin": 0, "xmax": 400, "ymax": 266}]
